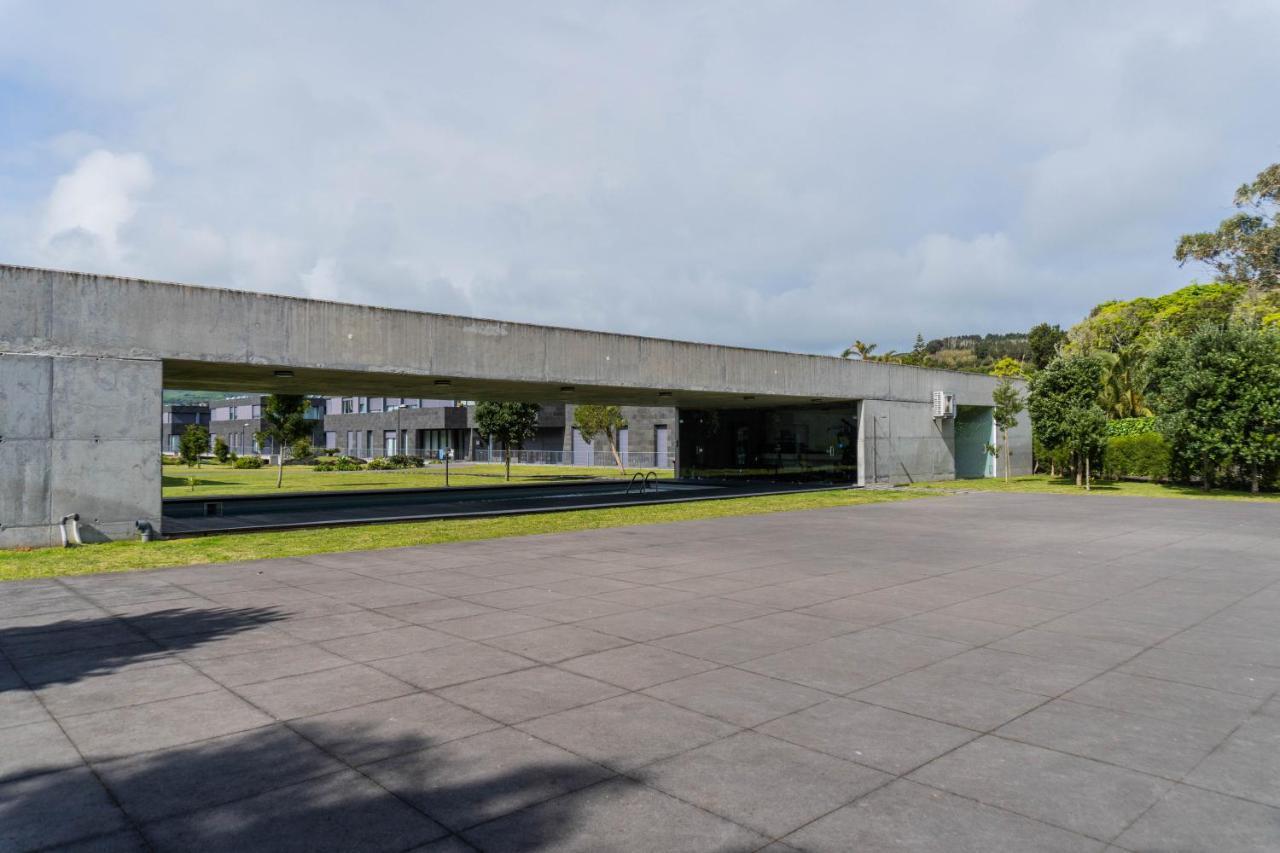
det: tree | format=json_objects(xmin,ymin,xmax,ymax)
[
  {"xmin": 213, "ymin": 436, "xmax": 231, "ymax": 464},
  {"xmin": 1098, "ymin": 346, "xmax": 1152, "ymax": 419},
  {"xmin": 989, "ymin": 363, "xmax": 1025, "ymax": 483},
  {"xmin": 572, "ymin": 404, "xmax": 628, "ymax": 474},
  {"xmin": 178, "ymin": 425, "xmax": 209, "ymax": 467},
  {"xmin": 1028, "ymin": 354, "xmax": 1109, "ymax": 488},
  {"xmin": 1146, "ymin": 323, "xmax": 1280, "ymax": 493},
  {"xmin": 1176, "ymin": 163, "xmax": 1280, "ymax": 290},
  {"xmin": 257, "ymin": 395, "xmax": 313, "ymax": 488},
  {"xmin": 1027, "ymin": 323, "xmax": 1067, "ymax": 369},
  {"xmin": 840, "ymin": 340, "xmax": 877, "ymax": 360},
  {"xmin": 474, "ymin": 401, "xmax": 541, "ymax": 481}
]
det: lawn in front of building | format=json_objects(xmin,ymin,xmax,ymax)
[
  {"xmin": 0, "ymin": 487, "xmax": 924, "ymax": 581},
  {"xmin": 915, "ymin": 473, "xmax": 1280, "ymax": 502},
  {"xmin": 162, "ymin": 462, "xmax": 673, "ymax": 497}
]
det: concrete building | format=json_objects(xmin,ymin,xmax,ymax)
[
  {"xmin": 160, "ymin": 404, "xmax": 210, "ymax": 454},
  {"xmin": 207, "ymin": 394, "xmax": 326, "ymax": 456},
  {"xmin": 0, "ymin": 265, "xmax": 1032, "ymax": 547}
]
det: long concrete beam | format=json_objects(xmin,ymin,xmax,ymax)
[{"xmin": 2, "ymin": 265, "xmax": 1007, "ymax": 407}]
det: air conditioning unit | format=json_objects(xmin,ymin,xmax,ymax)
[{"xmin": 932, "ymin": 391, "xmax": 956, "ymax": 419}]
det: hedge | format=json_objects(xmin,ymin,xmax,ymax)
[
  {"xmin": 232, "ymin": 456, "xmax": 266, "ymax": 469},
  {"xmin": 1107, "ymin": 417, "xmax": 1158, "ymax": 437},
  {"xmin": 1103, "ymin": 432, "xmax": 1170, "ymax": 480}
]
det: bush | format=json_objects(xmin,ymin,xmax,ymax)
[
  {"xmin": 1107, "ymin": 417, "xmax": 1158, "ymax": 437},
  {"xmin": 213, "ymin": 436, "xmax": 232, "ymax": 464},
  {"xmin": 161, "ymin": 454, "xmax": 182, "ymax": 466},
  {"xmin": 291, "ymin": 438, "xmax": 316, "ymax": 460},
  {"xmin": 366, "ymin": 456, "xmax": 397, "ymax": 470},
  {"xmin": 1104, "ymin": 432, "xmax": 1171, "ymax": 481},
  {"xmin": 388, "ymin": 454, "xmax": 425, "ymax": 468},
  {"xmin": 232, "ymin": 455, "xmax": 266, "ymax": 469},
  {"xmin": 314, "ymin": 456, "xmax": 365, "ymax": 472}
]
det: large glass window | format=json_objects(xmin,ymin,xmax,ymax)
[{"xmin": 678, "ymin": 403, "xmax": 858, "ymax": 482}]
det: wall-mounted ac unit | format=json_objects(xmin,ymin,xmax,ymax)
[{"xmin": 932, "ymin": 391, "xmax": 956, "ymax": 419}]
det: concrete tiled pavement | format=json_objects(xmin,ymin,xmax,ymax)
[{"xmin": 2, "ymin": 493, "xmax": 1280, "ymax": 852}]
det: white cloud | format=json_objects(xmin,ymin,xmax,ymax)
[
  {"xmin": 1, "ymin": 1, "xmax": 1279, "ymax": 353},
  {"xmin": 40, "ymin": 150, "xmax": 152, "ymax": 264}
]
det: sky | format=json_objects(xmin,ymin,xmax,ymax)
[{"xmin": 2, "ymin": 1, "xmax": 1278, "ymax": 355}]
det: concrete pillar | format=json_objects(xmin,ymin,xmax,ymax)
[
  {"xmin": 1, "ymin": 353, "xmax": 161, "ymax": 547},
  {"xmin": 858, "ymin": 398, "xmax": 956, "ymax": 485}
]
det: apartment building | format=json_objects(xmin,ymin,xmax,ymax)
[
  {"xmin": 160, "ymin": 404, "xmax": 211, "ymax": 453},
  {"xmin": 208, "ymin": 395, "xmax": 327, "ymax": 455}
]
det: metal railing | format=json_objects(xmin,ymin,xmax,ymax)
[{"xmin": 471, "ymin": 448, "xmax": 673, "ymax": 469}]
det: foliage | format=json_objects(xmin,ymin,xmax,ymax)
[
  {"xmin": 1028, "ymin": 354, "xmax": 1109, "ymax": 487},
  {"xmin": 990, "ymin": 374, "xmax": 1024, "ymax": 482},
  {"xmin": 232, "ymin": 455, "xmax": 265, "ymax": 469},
  {"xmin": 1107, "ymin": 417, "xmax": 1158, "ymax": 437},
  {"xmin": 1103, "ymin": 433, "xmax": 1171, "ymax": 481},
  {"xmin": 840, "ymin": 340, "xmax": 877, "ymax": 360},
  {"xmin": 389, "ymin": 454, "xmax": 425, "ymax": 468},
  {"xmin": 474, "ymin": 401, "xmax": 541, "ymax": 481},
  {"xmin": 573, "ymin": 404, "xmax": 629, "ymax": 472},
  {"xmin": 1027, "ymin": 323, "xmax": 1067, "ymax": 369},
  {"xmin": 1066, "ymin": 282, "xmax": 1246, "ymax": 356},
  {"xmin": 313, "ymin": 456, "xmax": 365, "ymax": 472},
  {"xmin": 989, "ymin": 357, "xmax": 1025, "ymax": 378},
  {"xmin": 258, "ymin": 395, "xmax": 313, "ymax": 488},
  {"xmin": 1175, "ymin": 162, "xmax": 1280, "ymax": 290},
  {"xmin": 213, "ymin": 436, "xmax": 232, "ymax": 464},
  {"xmin": 1097, "ymin": 347, "xmax": 1152, "ymax": 418},
  {"xmin": 178, "ymin": 425, "xmax": 209, "ymax": 467},
  {"xmin": 161, "ymin": 454, "xmax": 183, "ymax": 465},
  {"xmin": 1146, "ymin": 323, "xmax": 1280, "ymax": 492},
  {"xmin": 366, "ymin": 456, "xmax": 397, "ymax": 470},
  {"xmin": 291, "ymin": 438, "xmax": 315, "ymax": 460}
]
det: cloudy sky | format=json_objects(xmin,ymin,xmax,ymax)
[{"xmin": 2, "ymin": 1, "xmax": 1278, "ymax": 354}]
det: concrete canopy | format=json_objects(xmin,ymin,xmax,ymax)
[{"xmin": 1, "ymin": 264, "xmax": 1032, "ymax": 547}]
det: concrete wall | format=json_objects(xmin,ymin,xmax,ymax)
[
  {"xmin": 1, "ymin": 265, "xmax": 1032, "ymax": 545},
  {"xmin": 1, "ymin": 353, "xmax": 161, "ymax": 548}
]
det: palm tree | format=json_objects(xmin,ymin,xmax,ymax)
[
  {"xmin": 1098, "ymin": 347, "xmax": 1152, "ymax": 419},
  {"xmin": 841, "ymin": 340, "xmax": 878, "ymax": 360}
]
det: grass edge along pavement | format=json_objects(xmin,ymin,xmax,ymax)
[
  {"xmin": 0, "ymin": 488, "xmax": 925, "ymax": 581},
  {"xmin": 915, "ymin": 473, "xmax": 1280, "ymax": 502}
]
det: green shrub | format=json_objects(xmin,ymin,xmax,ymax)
[
  {"xmin": 388, "ymin": 454, "xmax": 425, "ymax": 468},
  {"xmin": 161, "ymin": 454, "xmax": 182, "ymax": 466},
  {"xmin": 213, "ymin": 436, "xmax": 232, "ymax": 463},
  {"xmin": 1104, "ymin": 432, "xmax": 1171, "ymax": 480},
  {"xmin": 232, "ymin": 455, "xmax": 266, "ymax": 469},
  {"xmin": 366, "ymin": 456, "xmax": 396, "ymax": 470},
  {"xmin": 291, "ymin": 438, "xmax": 316, "ymax": 460},
  {"xmin": 314, "ymin": 456, "xmax": 365, "ymax": 472},
  {"xmin": 1107, "ymin": 417, "xmax": 1158, "ymax": 437}
]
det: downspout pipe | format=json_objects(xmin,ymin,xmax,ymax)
[{"xmin": 59, "ymin": 514, "xmax": 82, "ymax": 547}]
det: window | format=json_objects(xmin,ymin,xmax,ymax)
[
  {"xmin": 370, "ymin": 397, "xmax": 384, "ymax": 413},
  {"xmin": 365, "ymin": 430, "xmax": 373, "ymax": 455},
  {"xmin": 358, "ymin": 398, "xmax": 368, "ymax": 414},
  {"xmin": 342, "ymin": 398, "xmax": 355, "ymax": 414},
  {"xmin": 325, "ymin": 431, "xmax": 337, "ymax": 449},
  {"xmin": 228, "ymin": 406, "xmax": 238, "ymax": 421},
  {"xmin": 251, "ymin": 404, "xmax": 261, "ymax": 418},
  {"xmin": 305, "ymin": 404, "xmax": 324, "ymax": 420}
]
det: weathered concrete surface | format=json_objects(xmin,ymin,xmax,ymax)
[
  {"xmin": 1, "ymin": 264, "xmax": 1032, "ymax": 543},
  {"xmin": 1, "ymin": 494, "xmax": 1277, "ymax": 850}
]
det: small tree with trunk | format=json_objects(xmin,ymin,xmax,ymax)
[
  {"xmin": 178, "ymin": 425, "xmax": 209, "ymax": 468},
  {"xmin": 573, "ymin": 404, "xmax": 628, "ymax": 474},
  {"xmin": 213, "ymin": 436, "xmax": 232, "ymax": 464},
  {"xmin": 989, "ymin": 359, "xmax": 1025, "ymax": 482},
  {"xmin": 474, "ymin": 401, "xmax": 541, "ymax": 481},
  {"xmin": 257, "ymin": 395, "xmax": 313, "ymax": 488},
  {"xmin": 1028, "ymin": 354, "xmax": 1108, "ymax": 488}
]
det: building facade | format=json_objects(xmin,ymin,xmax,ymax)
[
  {"xmin": 208, "ymin": 395, "xmax": 326, "ymax": 456},
  {"xmin": 160, "ymin": 404, "xmax": 211, "ymax": 454}
]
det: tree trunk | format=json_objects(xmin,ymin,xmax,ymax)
[
  {"xmin": 277, "ymin": 451, "xmax": 284, "ymax": 488},
  {"xmin": 607, "ymin": 431, "xmax": 625, "ymax": 475},
  {"xmin": 1075, "ymin": 454, "xmax": 1082, "ymax": 487},
  {"xmin": 1251, "ymin": 462, "xmax": 1260, "ymax": 494},
  {"xmin": 1202, "ymin": 461, "xmax": 1211, "ymax": 492},
  {"xmin": 1084, "ymin": 454, "xmax": 1090, "ymax": 491},
  {"xmin": 504, "ymin": 441, "xmax": 511, "ymax": 482},
  {"xmin": 1002, "ymin": 429, "xmax": 1010, "ymax": 483}
]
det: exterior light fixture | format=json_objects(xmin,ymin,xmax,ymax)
[
  {"xmin": 273, "ymin": 370, "xmax": 294, "ymax": 378},
  {"xmin": 742, "ymin": 395, "xmax": 756, "ymax": 401},
  {"xmin": 560, "ymin": 386, "xmax": 576, "ymax": 392},
  {"xmin": 434, "ymin": 379, "xmax": 451, "ymax": 386},
  {"xmin": 657, "ymin": 391, "xmax": 672, "ymax": 397}
]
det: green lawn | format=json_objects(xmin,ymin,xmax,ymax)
[
  {"xmin": 915, "ymin": 474, "xmax": 1280, "ymax": 502},
  {"xmin": 0, "ymin": 488, "xmax": 924, "ymax": 581},
  {"xmin": 162, "ymin": 462, "xmax": 672, "ymax": 497}
]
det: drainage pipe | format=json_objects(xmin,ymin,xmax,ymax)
[{"xmin": 59, "ymin": 514, "xmax": 82, "ymax": 547}]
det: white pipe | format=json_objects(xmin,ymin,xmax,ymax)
[{"xmin": 59, "ymin": 513, "xmax": 81, "ymax": 547}]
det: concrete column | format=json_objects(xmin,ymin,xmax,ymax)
[
  {"xmin": 858, "ymin": 398, "xmax": 956, "ymax": 485},
  {"xmin": 1, "ymin": 353, "xmax": 161, "ymax": 547}
]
